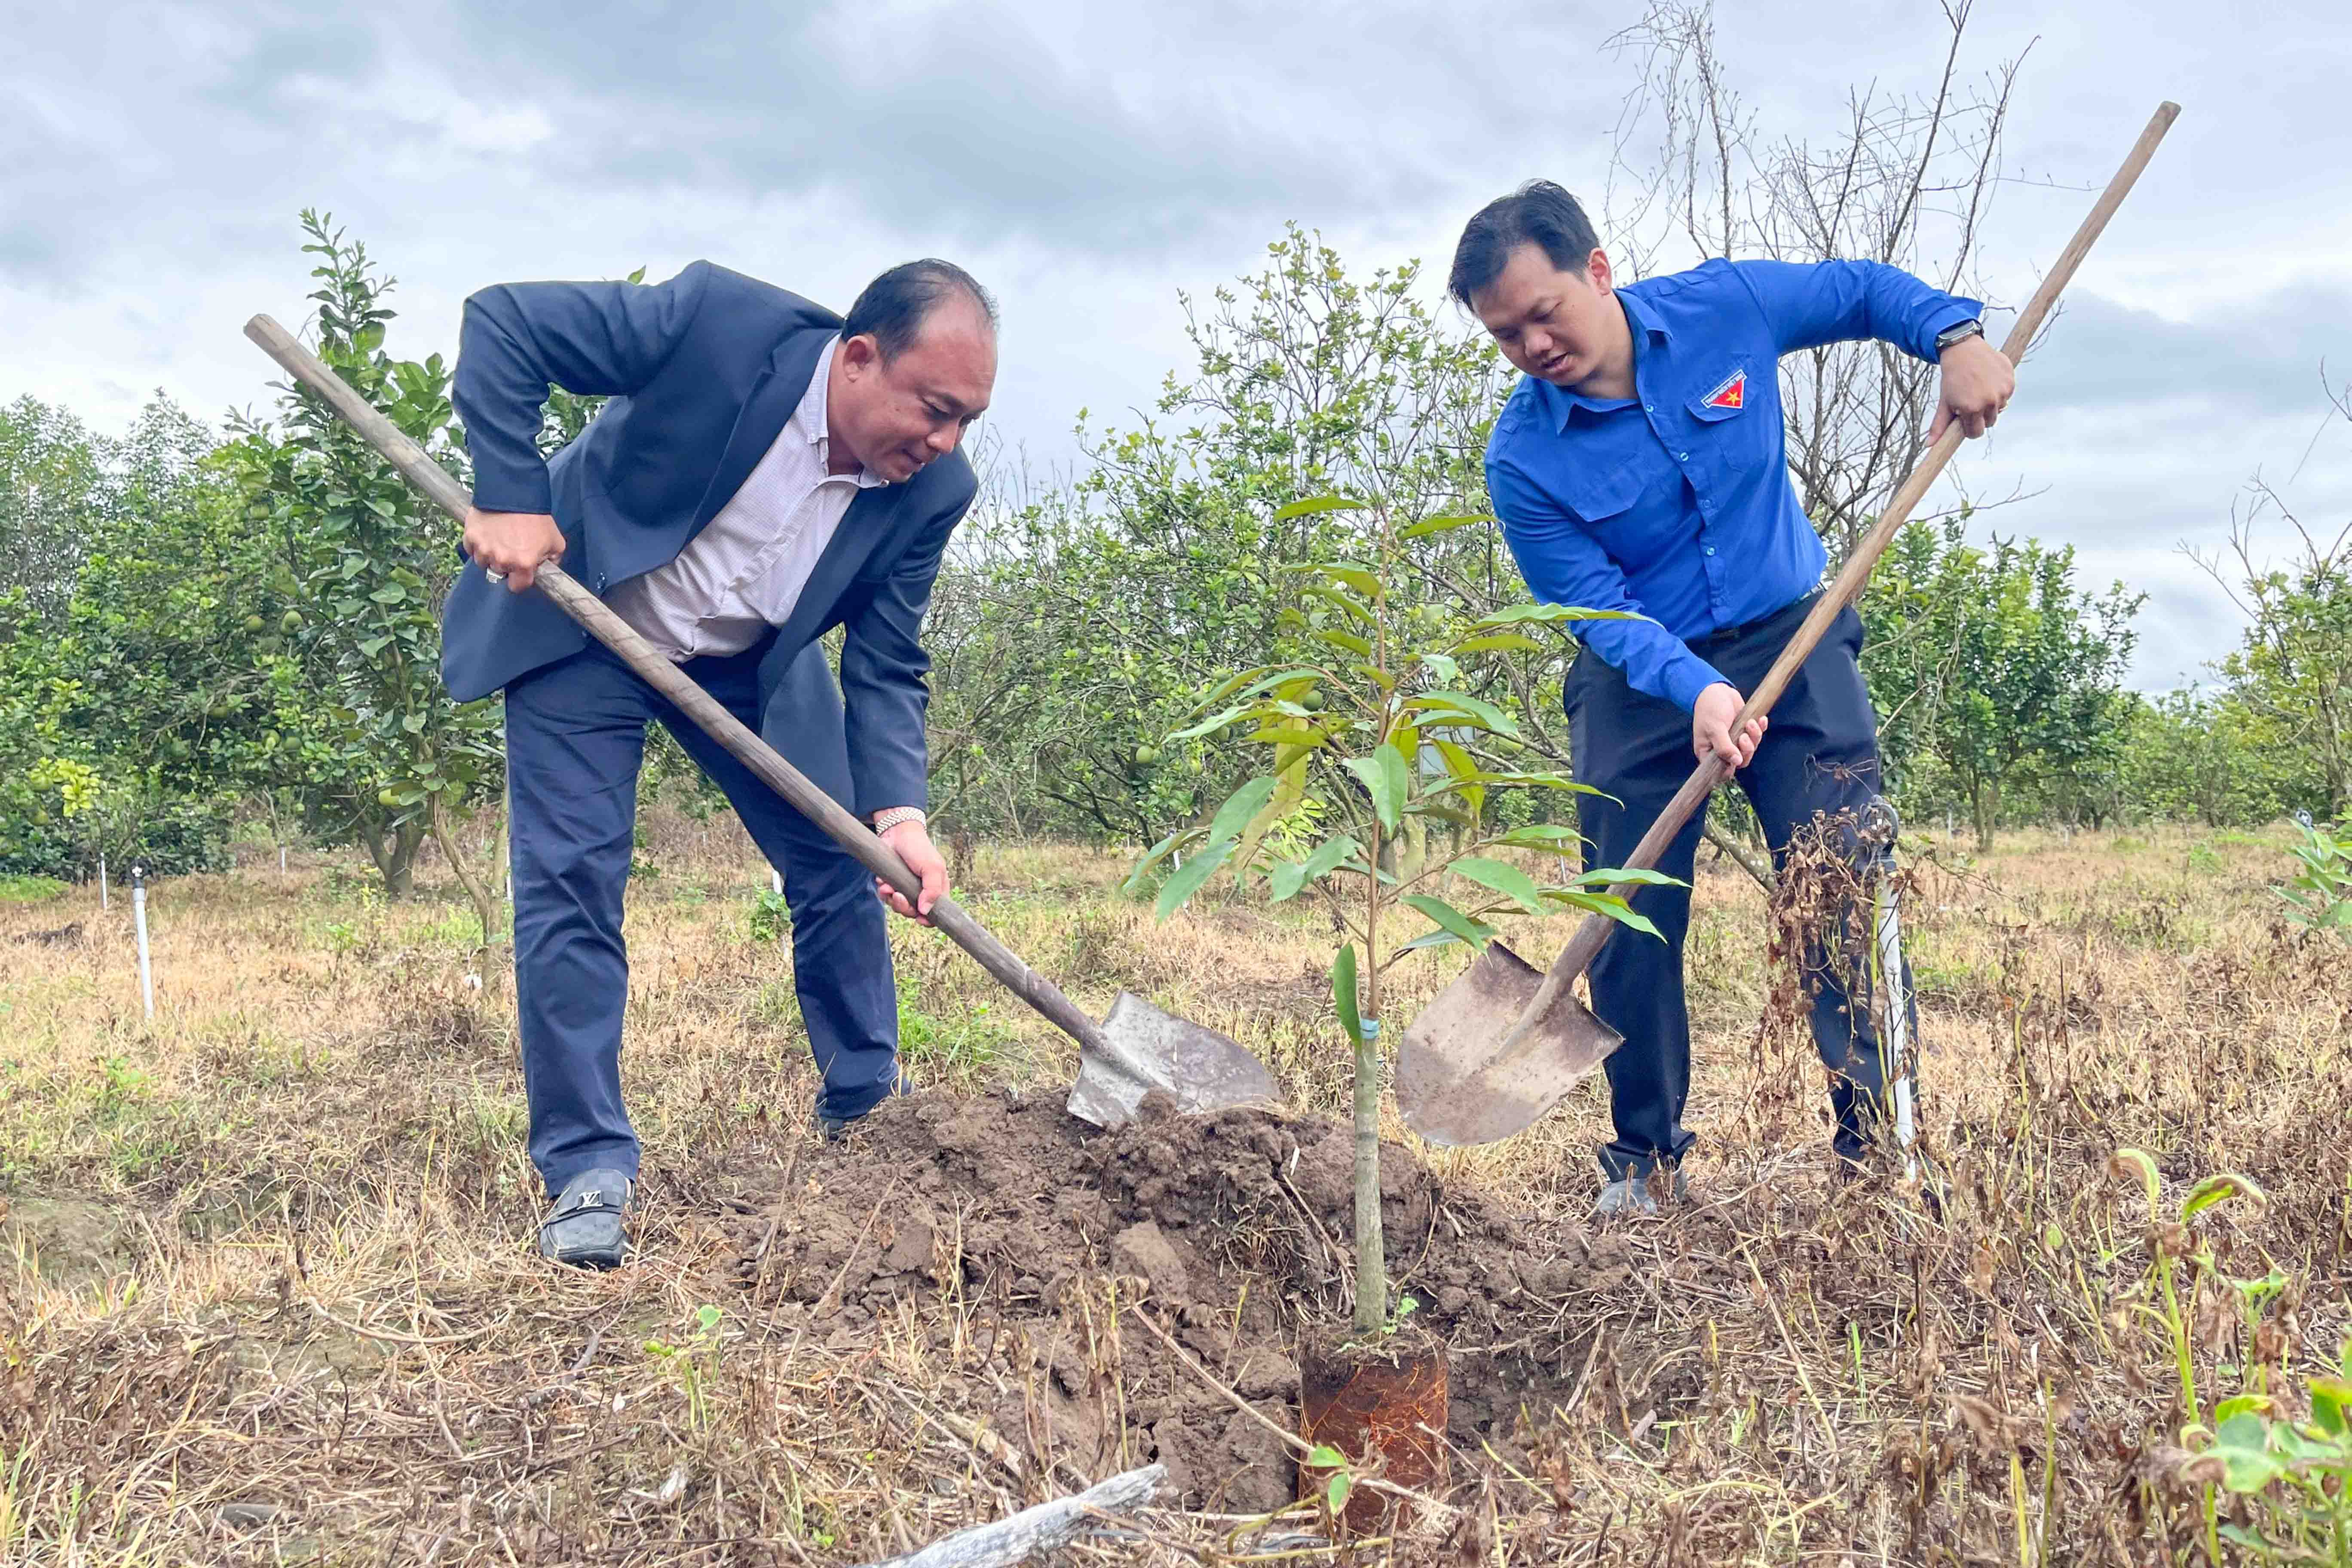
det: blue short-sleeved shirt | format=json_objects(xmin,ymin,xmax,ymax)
[{"xmin": 1483, "ymin": 257, "xmax": 1979, "ymax": 712}]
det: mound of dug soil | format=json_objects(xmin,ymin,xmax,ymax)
[{"xmin": 729, "ymin": 1092, "xmax": 1631, "ymax": 1512}]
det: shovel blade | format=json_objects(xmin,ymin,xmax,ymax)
[
  {"xmin": 1066, "ymin": 991, "xmax": 1281, "ymax": 1130},
  {"xmin": 1395, "ymin": 941, "xmax": 1623, "ymax": 1147}
]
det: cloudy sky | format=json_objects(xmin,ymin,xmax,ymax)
[{"xmin": 7, "ymin": 0, "xmax": 2349, "ymax": 690}]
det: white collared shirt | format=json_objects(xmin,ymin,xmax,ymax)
[{"xmin": 606, "ymin": 337, "xmax": 884, "ymax": 662}]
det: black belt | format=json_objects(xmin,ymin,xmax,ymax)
[{"xmin": 1690, "ymin": 590, "xmax": 1822, "ymax": 653}]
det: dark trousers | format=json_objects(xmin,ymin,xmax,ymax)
[
  {"xmin": 504, "ymin": 640, "xmax": 900, "ymax": 1196},
  {"xmin": 1569, "ymin": 595, "xmax": 1909, "ymax": 1179}
]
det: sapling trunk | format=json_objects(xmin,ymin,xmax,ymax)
[
  {"xmin": 1351, "ymin": 506, "xmax": 1400, "ymax": 1339},
  {"xmin": 491, "ymin": 784, "xmax": 511, "ymax": 905},
  {"xmin": 1354, "ymin": 817, "xmax": 1388, "ymax": 1336},
  {"xmin": 429, "ymin": 795, "xmax": 501, "ymax": 954}
]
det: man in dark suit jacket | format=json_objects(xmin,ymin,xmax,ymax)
[{"xmin": 446, "ymin": 257, "xmax": 994, "ymax": 1268}]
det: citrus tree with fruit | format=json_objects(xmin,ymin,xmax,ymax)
[
  {"xmin": 0, "ymin": 399, "xmax": 286, "ymax": 877},
  {"xmin": 222, "ymin": 212, "xmax": 502, "ymax": 914}
]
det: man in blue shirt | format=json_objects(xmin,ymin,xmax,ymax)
[{"xmin": 1450, "ymin": 181, "xmax": 2012, "ymax": 1213}]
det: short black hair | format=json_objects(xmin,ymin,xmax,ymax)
[
  {"xmin": 841, "ymin": 259, "xmax": 996, "ymax": 360},
  {"xmin": 1447, "ymin": 181, "xmax": 1602, "ymax": 309}
]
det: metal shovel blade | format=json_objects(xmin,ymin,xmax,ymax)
[
  {"xmin": 1066, "ymin": 991, "xmax": 1282, "ymax": 1130},
  {"xmin": 1395, "ymin": 942, "xmax": 1624, "ymax": 1147}
]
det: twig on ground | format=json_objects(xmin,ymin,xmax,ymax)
[
  {"xmin": 306, "ymin": 1300, "xmax": 508, "ymax": 1348},
  {"xmin": 750, "ymin": 1138, "xmax": 809, "ymax": 1270}
]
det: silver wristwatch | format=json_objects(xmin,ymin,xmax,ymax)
[{"xmin": 1935, "ymin": 318, "xmax": 1985, "ymax": 354}]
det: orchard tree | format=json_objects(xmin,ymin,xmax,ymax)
[
  {"xmin": 0, "ymin": 587, "xmax": 83, "ymax": 872},
  {"xmin": 2112, "ymin": 689, "xmax": 2297, "ymax": 829},
  {"xmin": 0, "ymin": 396, "xmax": 110, "ymax": 628},
  {"xmin": 925, "ymin": 228, "xmax": 1579, "ymax": 845},
  {"xmin": 223, "ymin": 212, "xmax": 502, "ymax": 922},
  {"xmin": 1864, "ymin": 517, "xmax": 2141, "ymax": 848},
  {"xmin": 0, "ymin": 399, "xmax": 283, "ymax": 877}
]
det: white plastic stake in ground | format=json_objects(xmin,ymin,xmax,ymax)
[
  {"xmin": 280, "ymin": 845, "xmax": 288, "ymax": 873},
  {"xmin": 771, "ymin": 867, "xmax": 784, "ymax": 896},
  {"xmin": 99, "ymin": 853, "xmax": 108, "ymax": 910},
  {"xmin": 131, "ymin": 864, "xmax": 154, "ymax": 1020},
  {"xmin": 1873, "ymin": 876, "xmax": 1917, "ymax": 1180}
]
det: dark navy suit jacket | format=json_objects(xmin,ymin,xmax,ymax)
[{"xmin": 442, "ymin": 261, "xmax": 976, "ymax": 816}]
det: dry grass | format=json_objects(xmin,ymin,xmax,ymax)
[{"xmin": 1, "ymin": 812, "xmax": 2346, "ymax": 1563}]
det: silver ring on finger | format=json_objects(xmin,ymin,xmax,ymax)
[{"xmin": 485, "ymin": 568, "xmax": 507, "ymax": 584}]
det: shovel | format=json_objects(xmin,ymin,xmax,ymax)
[
  {"xmin": 242, "ymin": 315, "xmax": 1279, "ymax": 1131},
  {"xmin": 1397, "ymin": 101, "xmax": 2181, "ymax": 1148}
]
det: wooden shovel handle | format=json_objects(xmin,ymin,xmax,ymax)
[
  {"xmin": 1504, "ymin": 100, "xmax": 2182, "ymax": 1044},
  {"xmin": 241, "ymin": 313, "xmax": 1113, "ymax": 1056}
]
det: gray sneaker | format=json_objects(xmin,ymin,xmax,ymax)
[
  {"xmin": 1593, "ymin": 1169, "xmax": 1689, "ymax": 1219},
  {"xmin": 539, "ymin": 1168, "xmax": 632, "ymax": 1270}
]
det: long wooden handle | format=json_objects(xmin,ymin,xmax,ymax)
[
  {"xmin": 242, "ymin": 313, "xmax": 1113, "ymax": 1056},
  {"xmin": 1500, "ymin": 99, "xmax": 2182, "ymax": 1047}
]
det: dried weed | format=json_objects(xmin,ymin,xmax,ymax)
[{"xmin": 0, "ymin": 816, "xmax": 2344, "ymax": 1562}]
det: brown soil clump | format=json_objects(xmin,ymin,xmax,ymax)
[{"xmin": 730, "ymin": 1090, "xmax": 1623, "ymax": 1511}]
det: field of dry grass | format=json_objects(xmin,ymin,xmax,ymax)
[{"xmin": 3, "ymin": 812, "xmax": 2348, "ymax": 1565}]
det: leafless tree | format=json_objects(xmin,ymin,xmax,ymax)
[
  {"xmin": 1601, "ymin": 0, "xmax": 2025, "ymax": 558},
  {"xmin": 2185, "ymin": 371, "xmax": 2352, "ymax": 813}
]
